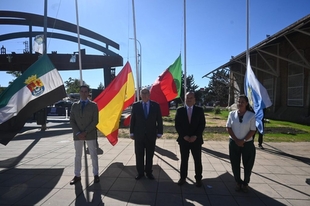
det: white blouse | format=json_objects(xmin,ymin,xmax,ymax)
[{"xmin": 226, "ymin": 110, "xmax": 256, "ymax": 141}]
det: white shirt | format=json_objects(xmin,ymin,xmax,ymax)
[{"xmin": 226, "ymin": 110, "xmax": 256, "ymax": 141}]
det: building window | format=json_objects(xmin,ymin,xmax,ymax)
[{"xmin": 287, "ymin": 50, "xmax": 304, "ymax": 106}]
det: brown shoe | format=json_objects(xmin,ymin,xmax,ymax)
[
  {"xmin": 70, "ymin": 176, "xmax": 81, "ymax": 185},
  {"xmin": 94, "ymin": 175, "xmax": 100, "ymax": 183}
]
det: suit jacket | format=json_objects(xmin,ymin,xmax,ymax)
[
  {"xmin": 130, "ymin": 100, "xmax": 163, "ymax": 141},
  {"xmin": 175, "ymin": 105, "xmax": 206, "ymax": 145},
  {"xmin": 70, "ymin": 100, "xmax": 98, "ymax": 140}
]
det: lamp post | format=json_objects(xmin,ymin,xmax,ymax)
[{"xmin": 130, "ymin": 38, "xmax": 142, "ymax": 90}]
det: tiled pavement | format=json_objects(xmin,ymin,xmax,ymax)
[{"xmin": 0, "ymin": 119, "xmax": 309, "ymax": 206}]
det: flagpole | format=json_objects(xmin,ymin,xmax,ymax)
[
  {"xmin": 246, "ymin": 0, "xmax": 250, "ymax": 67},
  {"xmin": 75, "ymin": 1, "xmax": 88, "ymax": 201},
  {"xmin": 183, "ymin": 0, "xmax": 187, "ymax": 100},
  {"xmin": 132, "ymin": 0, "xmax": 140, "ymax": 101},
  {"xmin": 43, "ymin": 0, "xmax": 47, "ymax": 55},
  {"xmin": 75, "ymin": 0, "xmax": 83, "ymax": 86}
]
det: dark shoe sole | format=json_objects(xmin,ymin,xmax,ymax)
[
  {"xmin": 70, "ymin": 177, "xmax": 81, "ymax": 185},
  {"xmin": 135, "ymin": 175, "xmax": 144, "ymax": 180}
]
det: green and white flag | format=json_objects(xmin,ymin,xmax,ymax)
[{"xmin": 0, "ymin": 55, "xmax": 66, "ymax": 145}]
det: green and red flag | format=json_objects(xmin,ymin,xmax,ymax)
[
  {"xmin": 0, "ymin": 55, "xmax": 67, "ymax": 145},
  {"xmin": 150, "ymin": 55, "xmax": 182, "ymax": 116}
]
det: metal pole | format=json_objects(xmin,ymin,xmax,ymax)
[
  {"xmin": 75, "ymin": 0, "xmax": 83, "ymax": 86},
  {"xmin": 246, "ymin": 0, "xmax": 250, "ymax": 66},
  {"xmin": 137, "ymin": 39, "xmax": 142, "ymax": 89},
  {"xmin": 43, "ymin": 0, "xmax": 47, "ymax": 55},
  {"xmin": 132, "ymin": 0, "xmax": 140, "ymax": 102},
  {"xmin": 130, "ymin": 38, "xmax": 142, "ymax": 89},
  {"xmin": 183, "ymin": 0, "xmax": 187, "ymax": 100}
]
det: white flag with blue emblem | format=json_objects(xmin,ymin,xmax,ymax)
[
  {"xmin": 33, "ymin": 35, "xmax": 44, "ymax": 54},
  {"xmin": 244, "ymin": 59, "xmax": 272, "ymax": 134}
]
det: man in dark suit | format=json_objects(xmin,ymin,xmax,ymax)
[
  {"xmin": 130, "ymin": 88, "xmax": 163, "ymax": 180},
  {"xmin": 175, "ymin": 91, "xmax": 206, "ymax": 187},
  {"xmin": 69, "ymin": 85, "xmax": 99, "ymax": 185}
]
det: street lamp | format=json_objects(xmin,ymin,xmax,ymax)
[{"xmin": 130, "ymin": 38, "xmax": 142, "ymax": 90}]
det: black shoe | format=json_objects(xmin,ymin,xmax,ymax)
[
  {"xmin": 196, "ymin": 180, "xmax": 202, "ymax": 187},
  {"xmin": 235, "ymin": 183, "xmax": 241, "ymax": 192},
  {"xmin": 177, "ymin": 178, "xmax": 186, "ymax": 186},
  {"xmin": 258, "ymin": 144, "xmax": 264, "ymax": 149},
  {"xmin": 94, "ymin": 175, "xmax": 100, "ymax": 183},
  {"xmin": 70, "ymin": 176, "xmax": 81, "ymax": 185},
  {"xmin": 146, "ymin": 173, "xmax": 155, "ymax": 180},
  {"xmin": 242, "ymin": 184, "xmax": 249, "ymax": 193},
  {"xmin": 135, "ymin": 174, "xmax": 144, "ymax": 180}
]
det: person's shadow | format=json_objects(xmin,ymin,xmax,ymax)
[{"xmin": 71, "ymin": 162, "xmax": 288, "ymax": 205}]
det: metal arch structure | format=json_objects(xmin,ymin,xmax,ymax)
[{"xmin": 0, "ymin": 11, "xmax": 123, "ymax": 87}]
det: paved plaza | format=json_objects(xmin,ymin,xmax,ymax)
[{"xmin": 0, "ymin": 118, "xmax": 309, "ymax": 206}]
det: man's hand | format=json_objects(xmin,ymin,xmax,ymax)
[
  {"xmin": 183, "ymin": 136, "xmax": 190, "ymax": 142},
  {"xmin": 77, "ymin": 132, "xmax": 86, "ymax": 140},
  {"xmin": 188, "ymin": 135, "xmax": 197, "ymax": 143},
  {"xmin": 236, "ymin": 139, "xmax": 244, "ymax": 147}
]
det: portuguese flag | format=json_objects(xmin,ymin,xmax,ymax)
[
  {"xmin": 0, "ymin": 55, "xmax": 67, "ymax": 145},
  {"xmin": 150, "ymin": 55, "xmax": 182, "ymax": 116},
  {"xmin": 94, "ymin": 62, "xmax": 135, "ymax": 146}
]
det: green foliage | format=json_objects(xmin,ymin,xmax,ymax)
[
  {"xmin": 0, "ymin": 86, "xmax": 6, "ymax": 94},
  {"xmin": 213, "ymin": 106, "xmax": 221, "ymax": 114},
  {"xmin": 97, "ymin": 82, "xmax": 104, "ymax": 90},
  {"xmin": 205, "ymin": 69, "xmax": 229, "ymax": 106},
  {"xmin": 6, "ymin": 71, "xmax": 22, "ymax": 85},
  {"xmin": 64, "ymin": 77, "xmax": 88, "ymax": 94}
]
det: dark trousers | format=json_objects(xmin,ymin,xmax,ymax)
[
  {"xmin": 179, "ymin": 142, "xmax": 202, "ymax": 181},
  {"xmin": 229, "ymin": 138, "xmax": 256, "ymax": 185},
  {"xmin": 135, "ymin": 136, "xmax": 156, "ymax": 175},
  {"xmin": 258, "ymin": 133, "xmax": 263, "ymax": 145}
]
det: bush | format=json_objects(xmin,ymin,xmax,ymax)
[{"xmin": 214, "ymin": 106, "xmax": 221, "ymax": 114}]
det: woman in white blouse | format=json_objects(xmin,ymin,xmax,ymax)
[{"xmin": 226, "ymin": 94, "xmax": 256, "ymax": 193}]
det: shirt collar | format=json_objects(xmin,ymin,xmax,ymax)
[{"xmin": 186, "ymin": 105, "xmax": 193, "ymax": 109}]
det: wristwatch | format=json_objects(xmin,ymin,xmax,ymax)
[{"xmin": 243, "ymin": 138, "xmax": 247, "ymax": 142}]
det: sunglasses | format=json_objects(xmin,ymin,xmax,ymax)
[{"xmin": 239, "ymin": 116, "xmax": 243, "ymax": 123}]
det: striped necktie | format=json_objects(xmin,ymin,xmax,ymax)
[
  {"xmin": 187, "ymin": 107, "xmax": 192, "ymax": 123},
  {"xmin": 143, "ymin": 103, "xmax": 148, "ymax": 118}
]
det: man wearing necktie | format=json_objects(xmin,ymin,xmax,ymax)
[
  {"xmin": 130, "ymin": 88, "xmax": 163, "ymax": 180},
  {"xmin": 69, "ymin": 85, "xmax": 100, "ymax": 185},
  {"xmin": 175, "ymin": 91, "xmax": 206, "ymax": 187}
]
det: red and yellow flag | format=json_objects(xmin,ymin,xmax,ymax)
[{"xmin": 94, "ymin": 62, "xmax": 135, "ymax": 145}]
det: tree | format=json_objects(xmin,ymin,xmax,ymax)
[
  {"xmin": 64, "ymin": 77, "xmax": 88, "ymax": 94},
  {"xmin": 205, "ymin": 69, "xmax": 229, "ymax": 106},
  {"xmin": 175, "ymin": 73, "xmax": 199, "ymax": 106},
  {"xmin": 6, "ymin": 71, "xmax": 22, "ymax": 85},
  {"xmin": 97, "ymin": 82, "xmax": 104, "ymax": 90}
]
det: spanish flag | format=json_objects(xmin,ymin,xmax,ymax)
[{"xmin": 94, "ymin": 62, "xmax": 135, "ymax": 145}]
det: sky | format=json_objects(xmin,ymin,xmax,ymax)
[{"xmin": 1, "ymin": 0, "xmax": 310, "ymax": 90}]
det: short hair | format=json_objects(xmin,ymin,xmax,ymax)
[
  {"xmin": 140, "ymin": 88, "xmax": 150, "ymax": 94},
  {"xmin": 185, "ymin": 91, "xmax": 195, "ymax": 98},
  {"xmin": 80, "ymin": 85, "xmax": 90, "ymax": 92}
]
